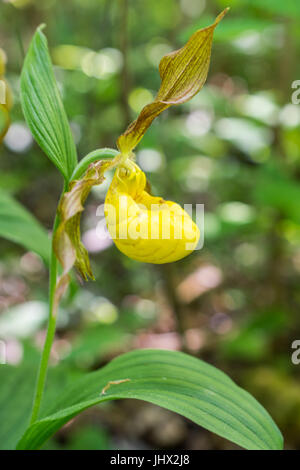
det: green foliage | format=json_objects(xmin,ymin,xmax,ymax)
[
  {"xmin": 20, "ymin": 26, "xmax": 77, "ymax": 182},
  {"xmin": 64, "ymin": 323, "xmax": 130, "ymax": 366},
  {"xmin": 17, "ymin": 350, "xmax": 283, "ymax": 450},
  {"xmin": 0, "ymin": 363, "xmax": 36, "ymax": 450},
  {"xmin": 0, "ymin": 189, "xmax": 50, "ymax": 262},
  {"xmin": 1, "ymin": 0, "xmax": 299, "ymax": 451},
  {"xmin": 181, "ymin": 16, "xmax": 273, "ymax": 43},
  {"xmin": 245, "ymin": 0, "xmax": 300, "ymax": 16},
  {"xmin": 43, "ymin": 425, "xmax": 110, "ymax": 450},
  {"xmin": 221, "ymin": 310, "xmax": 289, "ymax": 361},
  {"xmin": 0, "ymin": 346, "xmax": 83, "ymax": 450},
  {"xmin": 254, "ymin": 165, "xmax": 300, "ymax": 224}
]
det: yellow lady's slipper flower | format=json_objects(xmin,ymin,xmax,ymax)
[
  {"xmin": 55, "ymin": 10, "xmax": 228, "ymax": 281},
  {"xmin": 105, "ymin": 161, "xmax": 200, "ymax": 263},
  {"xmin": 103, "ymin": 9, "xmax": 228, "ymax": 264}
]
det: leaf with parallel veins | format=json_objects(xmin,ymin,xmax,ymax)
[{"xmin": 20, "ymin": 26, "xmax": 77, "ymax": 181}]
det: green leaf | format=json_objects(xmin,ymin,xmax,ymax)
[
  {"xmin": 0, "ymin": 189, "xmax": 50, "ymax": 263},
  {"xmin": 17, "ymin": 349, "xmax": 283, "ymax": 450},
  {"xmin": 0, "ymin": 354, "xmax": 82, "ymax": 450},
  {"xmin": 0, "ymin": 363, "xmax": 36, "ymax": 450},
  {"xmin": 20, "ymin": 25, "xmax": 77, "ymax": 181}
]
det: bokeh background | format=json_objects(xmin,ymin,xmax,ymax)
[{"xmin": 1, "ymin": 0, "xmax": 300, "ymax": 450}]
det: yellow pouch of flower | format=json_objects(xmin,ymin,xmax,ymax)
[{"xmin": 105, "ymin": 161, "xmax": 200, "ymax": 263}]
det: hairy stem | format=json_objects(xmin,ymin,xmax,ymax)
[{"xmin": 29, "ymin": 213, "xmax": 60, "ymax": 425}]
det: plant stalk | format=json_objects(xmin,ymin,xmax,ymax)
[
  {"xmin": 29, "ymin": 213, "xmax": 60, "ymax": 425},
  {"xmin": 29, "ymin": 148, "xmax": 119, "ymax": 425}
]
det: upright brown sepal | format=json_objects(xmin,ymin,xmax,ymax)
[{"xmin": 117, "ymin": 8, "xmax": 229, "ymax": 155}]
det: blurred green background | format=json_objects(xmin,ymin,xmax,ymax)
[{"xmin": 1, "ymin": 0, "xmax": 300, "ymax": 450}]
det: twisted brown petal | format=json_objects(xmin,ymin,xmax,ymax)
[
  {"xmin": 117, "ymin": 8, "xmax": 229, "ymax": 155},
  {"xmin": 53, "ymin": 160, "xmax": 113, "ymax": 310}
]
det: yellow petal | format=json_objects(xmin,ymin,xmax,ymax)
[
  {"xmin": 105, "ymin": 163, "xmax": 200, "ymax": 264},
  {"xmin": 0, "ymin": 104, "xmax": 10, "ymax": 143}
]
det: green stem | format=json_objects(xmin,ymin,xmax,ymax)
[
  {"xmin": 70, "ymin": 148, "xmax": 119, "ymax": 181},
  {"xmin": 29, "ymin": 213, "xmax": 60, "ymax": 425},
  {"xmin": 29, "ymin": 148, "xmax": 119, "ymax": 425}
]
